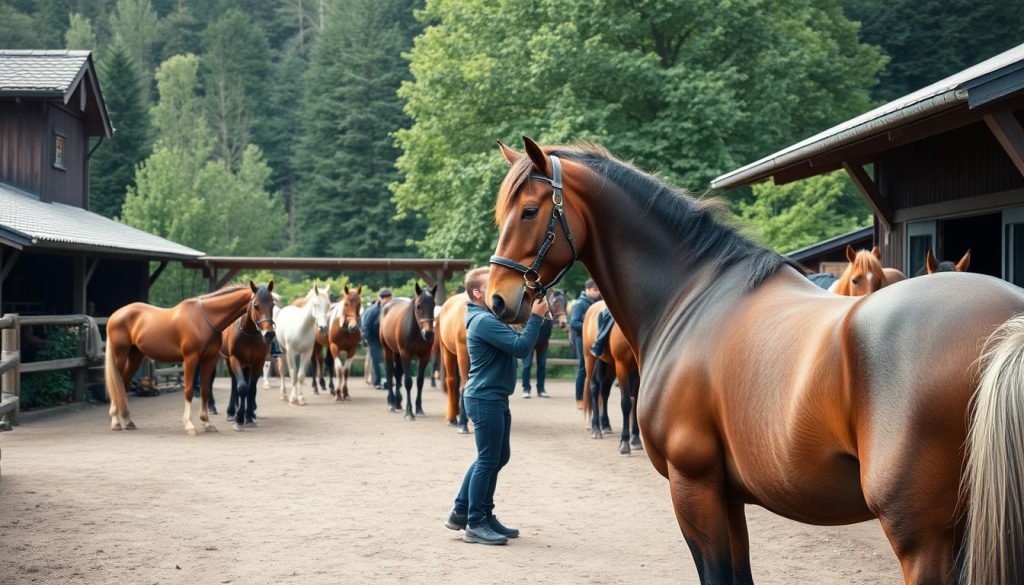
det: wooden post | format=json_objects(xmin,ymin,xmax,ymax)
[
  {"xmin": 73, "ymin": 323, "xmax": 87, "ymax": 402},
  {"xmin": 2, "ymin": 314, "xmax": 21, "ymax": 425},
  {"xmin": 435, "ymin": 269, "xmax": 447, "ymax": 305}
]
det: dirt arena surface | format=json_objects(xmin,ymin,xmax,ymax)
[{"xmin": 0, "ymin": 378, "xmax": 901, "ymax": 584}]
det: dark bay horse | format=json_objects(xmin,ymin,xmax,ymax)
[
  {"xmin": 220, "ymin": 283, "xmax": 276, "ymax": 431},
  {"xmin": 380, "ymin": 284, "xmax": 438, "ymax": 420},
  {"xmin": 582, "ymin": 300, "xmax": 640, "ymax": 455},
  {"xmin": 925, "ymin": 249, "xmax": 972, "ymax": 274},
  {"xmin": 488, "ymin": 137, "xmax": 1024, "ymax": 584},
  {"xmin": 105, "ymin": 283, "xmax": 260, "ymax": 435},
  {"xmin": 328, "ymin": 286, "xmax": 362, "ymax": 401}
]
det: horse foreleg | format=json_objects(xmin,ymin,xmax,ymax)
[
  {"xmin": 199, "ymin": 357, "xmax": 218, "ymax": 432},
  {"xmin": 277, "ymin": 350, "xmax": 290, "ymax": 401},
  {"xmin": 403, "ymin": 356, "xmax": 415, "ymax": 420},
  {"xmin": 114, "ymin": 348, "xmax": 144, "ymax": 430},
  {"xmin": 589, "ymin": 360, "xmax": 605, "ymax": 439},
  {"xmin": 384, "ymin": 345, "xmax": 396, "ymax": 412},
  {"xmin": 247, "ymin": 364, "xmax": 259, "ymax": 425},
  {"xmin": 327, "ymin": 347, "xmax": 336, "ymax": 393},
  {"xmin": 727, "ymin": 502, "xmax": 754, "ymax": 585},
  {"xmin": 630, "ymin": 372, "xmax": 642, "ymax": 449},
  {"xmin": 340, "ymin": 352, "xmax": 350, "ymax": 401},
  {"xmin": 181, "ymin": 357, "xmax": 199, "ymax": 436},
  {"xmin": 293, "ymin": 353, "xmax": 308, "ymax": 406},
  {"xmin": 667, "ymin": 462, "xmax": 736, "ymax": 585},
  {"xmin": 600, "ymin": 369, "xmax": 613, "ymax": 434},
  {"xmin": 414, "ymin": 358, "xmax": 427, "ymax": 417},
  {"xmin": 394, "ymin": 354, "xmax": 406, "ymax": 413},
  {"xmin": 617, "ymin": 366, "xmax": 632, "ymax": 456}
]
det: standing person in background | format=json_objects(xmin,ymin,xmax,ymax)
[
  {"xmin": 568, "ymin": 279, "xmax": 600, "ymax": 409},
  {"xmin": 446, "ymin": 267, "xmax": 549, "ymax": 545},
  {"xmin": 360, "ymin": 288, "xmax": 392, "ymax": 389},
  {"xmin": 520, "ymin": 317, "xmax": 553, "ymax": 399}
]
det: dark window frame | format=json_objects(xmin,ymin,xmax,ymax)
[{"xmin": 53, "ymin": 132, "xmax": 66, "ymax": 171}]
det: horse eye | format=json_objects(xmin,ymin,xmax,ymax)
[
  {"xmin": 852, "ymin": 279, "xmax": 859, "ymax": 285},
  {"xmin": 521, "ymin": 207, "xmax": 539, "ymax": 220}
]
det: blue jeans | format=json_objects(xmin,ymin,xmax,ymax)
[
  {"xmin": 572, "ymin": 330, "xmax": 585, "ymax": 400},
  {"xmin": 367, "ymin": 338, "xmax": 384, "ymax": 386},
  {"xmin": 521, "ymin": 347, "xmax": 548, "ymax": 393},
  {"xmin": 454, "ymin": 396, "xmax": 511, "ymax": 526}
]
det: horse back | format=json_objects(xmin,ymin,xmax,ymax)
[{"xmin": 437, "ymin": 294, "xmax": 468, "ymax": 355}]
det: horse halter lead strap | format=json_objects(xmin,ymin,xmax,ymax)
[
  {"xmin": 489, "ymin": 155, "xmax": 577, "ymax": 297},
  {"xmin": 198, "ymin": 297, "xmax": 224, "ymax": 334}
]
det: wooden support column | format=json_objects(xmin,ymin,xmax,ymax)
[
  {"xmin": 214, "ymin": 268, "xmax": 241, "ymax": 290},
  {"xmin": 2, "ymin": 315, "xmax": 20, "ymax": 425},
  {"xmin": 415, "ymin": 270, "xmax": 436, "ymax": 287},
  {"xmin": 435, "ymin": 270, "xmax": 447, "ymax": 305},
  {"xmin": 843, "ymin": 162, "xmax": 893, "ymax": 232},
  {"xmin": 984, "ymin": 110, "xmax": 1024, "ymax": 179}
]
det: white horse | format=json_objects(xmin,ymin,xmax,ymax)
[{"xmin": 274, "ymin": 284, "xmax": 331, "ymax": 405}]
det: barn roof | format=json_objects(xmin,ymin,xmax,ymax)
[
  {"xmin": 0, "ymin": 181, "xmax": 204, "ymax": 260},
  {"xmin": 0, "ymin": 50, "xmax": 112, "ymax": 137},
  {"xmin": 785, "ymin": 225, "xmax": 873, "ymax": 262},
  {"xmin": 711, "ymin": 42, "xmax": 1024, "ymax": 191}
]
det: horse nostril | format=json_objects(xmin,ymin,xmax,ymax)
[
  {"xmin": 265, "ymin": 330, "xmax": 276, "ymax": 342},
  {"xmin": 491, "ymin": 295, "xmax": 506, "ymax": 315}
]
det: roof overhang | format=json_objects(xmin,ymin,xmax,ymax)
[
  {"xmin": 181, "ymin": 257, "xmax": 473, "ymax": 272},
  {"xmin": 785, "ymin": 226, "xmax": 873, "ymax": 262}
]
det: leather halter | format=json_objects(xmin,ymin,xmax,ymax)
[
  {"xmin": 237, "ymin": 297, "xmax": 275, "ymax": 338},
  {"xmin": 489, "ymin": 155, "xmax": 577, "ymax": 297},
  {"xmin": 198, "ymin": 297, "xmax": 224, "ymax": 334}
]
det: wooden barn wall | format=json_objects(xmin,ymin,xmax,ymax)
[
  {"xmin": 1, "ymin": 251, "xmax": 74, "ymax": 315},
  {"xmin": 42, "ymin": 103, "xmax": 87, "ymax": 206},
  {"xmin": 878, "ymin": 220, "xmax": 905, "ymax": 272},
  {"xmin": 0, "ymin": 101, "xmax": 46, "ymax": 194},
  {"xmin": 87, "ymin": 259, "xmax": 149, "ymax": 316},
  {"xmin": 878, "ymin": 117, "xmax": 1024, "ymax": 211}
]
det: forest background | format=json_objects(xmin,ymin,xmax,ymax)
[{"xmin": 2, "ymin": 0, "xmax": 1022, "ymax": 302}]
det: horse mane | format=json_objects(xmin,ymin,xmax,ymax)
[
  {"xmin": 200, "ymin": 284, "xmax": 249, "ymax": 299},
  {"xmin": 497, "ymin": 143, "xmax": 790, "ymax": 291}
]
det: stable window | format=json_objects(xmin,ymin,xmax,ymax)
[
  {"xmin": 53, "ymin": 133, "xmax": 66, "ymax": 170},
  {"xmin": 906, "ymin": 221, "xmax": 936, "ymax": 277},
  {"xmin": 1003, "ymin": 208, "xmax": 1024, "ymax": 286}
]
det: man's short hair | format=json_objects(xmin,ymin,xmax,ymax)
[
  {"xmin": 378, "ymin": 288, "xmax": 393, "ymax": 298},
  {"xmin": 584, "ymin": 278, "xmax": 597, "ymax": 290},
  {"xmin": 464, "ymin": 267, "xmax": 490, "ymax": 295}
]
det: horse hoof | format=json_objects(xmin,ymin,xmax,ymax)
[
  {"xmin": 125, "ymin": 420, "xmax": 137, "ymax": 430},
  {"xmin": 313, "ymin": 389, "xmax": 320, "ymax": 396},
  {"xmin": 591, "ymin": 430, "xmax": 603, "ymax": 440},
  {"xmin": 245, "ymin": 421, "xmax": 257, "ymax": 428},
  {"xmin": 233, "ymin": 423, "xmax": 244, "ymax": 432},
  {"xmin": 343, "ymin": 395, "xmax": 351, "ymax": 401},
  {"xmin": 186, "ymin": 428, "xmax": 198, "ymax": 437},
  {"xmin": 416, "ymin": 410, "xmax": 425, "ymax": 416},
  {"xmin": 405, "ymin": 414, "xmax": 415, "ymax": 421},
  {"xmin": 448, "ymin": 420, "xmax": 457, "ymax": 427},
  {"xmin": 298, "ymin": 398, "xmax": 306, "ymax": 406},
  {"xmin": 329, "ymin": 389, "xmax": 336, "ymax": 396},
  {"xmin": 602, "ymin": 425, "xmax": 613, "ymax": 434},
  {"xmin": 618, "ymin": 441, "xmax": 631, "ymax": 456},
  {"xmin": 631, "ymin": 437, "xmax": 643, "ymax": 449},
  {"xmin": 205, "ymin": 425, "xmax": 218, "ymax": 433},
  {"xmin": 111, "ymin": 421, "xmax": 123, "ymax": 431},
  {"xmin": 457, "ymin": 426, "xmax": 469, "ymax": 435}
]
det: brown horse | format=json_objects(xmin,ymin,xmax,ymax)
[
  {"xmin": 830, "ymin": 245, "xmax": 887, "ymax": 296},
  {"xmin": 220, "ymin": 283, "xmax": 276, "ymax": 431},
  {"xmin": 438, "ymin": 291, "xmax": 472, "ymax": 433},
  {"xmin": 925, "ymin": 249, "xmax": 972, "ymax": 274},
  {"xmin": 328, "ymin": 286, "xmax": 363, "ymax": 401},
  {"xmin": 581, "ymin": 301, "xmax": 641, "ymax": 455},
  {"xmin": 380, "ymin": 284, "xmax": 438, "ymax": 420},
  {"xmin": 105, "ymin": 283, "xmax": 261, "ymax": 435},
  {"xmin": 488, "ymin": 138, "xmax": 1024, "ymax": 584}
]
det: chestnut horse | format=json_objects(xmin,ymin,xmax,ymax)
[
  {"xmin": 925, "ymin": 249, "xmax": 972, "ymax": 274},
  {"xmin": 105, "ymin": 283, "xmax": 263, "ymax": 435},
  {"xmin": 581, "ymin": 301, "xmax": 641, "ymax": 455},
  {"xmin": 380, "ymin": 283, "xmax": 437, "ymax": 420},
  {"xmin": 328, "ymin": 286, "xmax": 363, "ymax": 401},
  {"xmin": 220, "ymin": 283, "xmax": 276, "ymax": 430},
  {"xmin": 438, "ymin": 291, "xmax": 471, "ymax": 432},
  {"xmin": 488, "ymin": 138, "xmax": 1024, "ymax": 584},
  {"xmin": 830, "ymin": 245, "xmax": 885, "ymax": 295}
]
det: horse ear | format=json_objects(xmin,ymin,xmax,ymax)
[
  {"xmin": 430, "ymin": 284, "xmax": 439, "ymax": 297},
  {"xmin": 845, "ymin": 245, "xmax": 856, "ymax": 264},
  {"xmin": 357, "ymin": 285, "xmax": 363, "ymax": 294},
  {"xmin": 871, "ymin": 246, "xmax": 880, "ymax": 258},
  {"xmin": 926, "ymin": 249, "xmax": 938, "ymax": 274},
  {"xmin": 249, "ymin": 280, "xmax": 258, "ymax": 293},
  {"xmin": 314, "ymin": 283, "xmax": 319, "ymax": 295},
  {"xmin": 497, "ymin": 140, "xmax": 521, "ymax": 166},
  {"xmin": 344, "ymin": 285, "xmax": 349, "ymax": 295},
  {"xmin": 956, "ymin": 249, "xmax": 972, "ymax": 272},
  {"xmin": 522, "ymin": 136, "xmax": 550, "ymax": 175},
  {"xmin": 268, "ymin": 281, "xmax": 274, "ymax": 292},
  {"xmin": 415, "ymin": 282, "xmax": 423, "ymax": 296}
]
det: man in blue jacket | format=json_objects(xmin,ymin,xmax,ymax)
[
  {"xmin": 360, "ymin": 288, "xmax": 392, "ymax": 388},
  {"xmin": 568, "ymin": 279, "xmax": 600, "ymax": 409},
  {"xmin": 446, "ymin": 267, "xmax": 549, "ymax": 545}
]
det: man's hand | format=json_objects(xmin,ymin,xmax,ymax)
[{"xmin": 532, "ymin": 297, "xmax": 549, "ymax": 317}]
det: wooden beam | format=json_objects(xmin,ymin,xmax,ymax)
[
  {"xmin": 415, "ymin": 270, "xmax": 436, "ymax": 286},
  {"xmin": 84, "ymin": 257, "xmax": 99, "ymax": 286},
  {"xmin": 0, "ymin": 249, "xmax": 20, "ymax": 282},
  {"xmin": 435, "ymin": 270, "xmax": 447, "ymax": 305},
  {"xmin": 148, "ymin": 261, "xmax": 168, "ymax": 286},
  {"xmin": 214, "ymin": 267, "xmax": 242, "ymax": 290},
  {"xmin": 843, "ymin": 162, "xmax": 893, "ymax": 232},
  {"xmin": 984, "ymin": 110, "xmax": 1024, "ymax": 179}
]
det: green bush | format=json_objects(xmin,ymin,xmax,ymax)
[{"xmin": 20, "ymin": 327, "xmax": 80, "ymax": 410}]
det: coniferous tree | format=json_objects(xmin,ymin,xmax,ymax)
[{"xmin": 90, "ymin": 40, "xmax": 151, "ymax": 218}]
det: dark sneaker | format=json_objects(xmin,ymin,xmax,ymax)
[
  {"xmin": 445, "ymin": 510, "xmax": 467, "ymax": 531},
  {"xmin": 463, "ymin": 523, "xmax": 508, "ymax": 545},
  {"xmin": 488, "ymin": 515, "xmax": 519, "ymax": 538}
]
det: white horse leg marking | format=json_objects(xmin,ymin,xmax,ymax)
[{"xmin": 183, "ymin": 398, "xmax": 196, "ymax": 436}]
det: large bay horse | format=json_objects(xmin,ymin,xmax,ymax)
[
  {"xmin": 220, "ymin": 283, "xmax": 276, "ymax": 431},
  {"xmin": 276, "ymin": 284, "xmax": 331, "ymax": 405},
  {"xmin": 105, "ymin": 283, "xmax": 263, "ymax": 435},
  {"xmin": 488, "ymin": 138, "xmax": 1024, "ymax": 584},
  {"xmin": 581, "ymin": 300, "xmax": 641, "ymax": 455},
  {"xmin": 380, "ymin": 283, "xmax": 437, "ymax": 420},
  {"xmin": 327, "ymin": 286, "xmax": 363, "ymax": 401}
]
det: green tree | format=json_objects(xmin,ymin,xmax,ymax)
[
  {"xmin": 738, "ymin": 172, "xmax": 870, "ymax": 253},
  {"xmin": 110, "ymin": 0, "xmax": 161, "ymax": 103},
  {"xmin": 64, "ymin": 13, "xmax": 97, "ymax": 50},
  {"xmin": 294, "ymin": 0, "xmax": 423, "ymax": 270},
  {"xmin": 90, "ymin": 39, "xmax": 151, "ymax": 218},
  {"xmin": 149, "ymin": 54, "xmax": 212, "ymax": 162},
  {"xmin": 0, "ymin": 2, "xmax": 44, "ymax": 47},
  {"xmin": 393, "ymin": 0, "xmax": 886, "ymax": 261}
]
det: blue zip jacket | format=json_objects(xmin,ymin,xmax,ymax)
[
  {"xmin": 361, "ymin": 301, "xmax": 382, "ymax": 343},
  {"xmin": 569, "ymin": 291, "xmax": 596, "ymax": 335},
  {"xmin": 464, "ymin": 302, "xmax": 545, "ymax": 400}
]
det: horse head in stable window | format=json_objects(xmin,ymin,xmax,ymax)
[{"xmin": 830, "ymin": 245, "xmax": 886, "ymax": 296}]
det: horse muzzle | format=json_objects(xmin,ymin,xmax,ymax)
[
  {"xmin": 490, "ymin": 288, "xmax": 531, "ymax": 324},
  {"xmin": 262, "ymin": 330, "xmax": 276, "ymax": 343},
  {"xmin": 420, "ymin": 329, "xmax": 434, "ymax": 342}
]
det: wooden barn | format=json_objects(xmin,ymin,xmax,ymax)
[
  {"xmin": 0, "ymin": 50, "xmax": 203, "ymax": 317},
  {"xmin": 714, "ymin": 43, "xmax": 1024, "ymax": 282}
]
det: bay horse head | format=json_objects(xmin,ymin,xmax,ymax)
[
  {"xmin": 925, "ymin": 249, "xmax": 971, "ymax": 274},
  {"xmin": 547, "ymin": 289, "xmax": 569, "ymax": 328},
  {"xmin": 341, "ymin": 285, "xmax": 363, "ymax": 333},
  {"xmin": 832, "ymin": 245, "xmax": 886, "ymax": 296},
  {"xmin": 489, "ymin": 137, "xmax": 587, "ymax": 323},
  {"xmin": 309, "ymin": 282, "xmax": 331, "ymax": 335},
  {"xmin": 248, "ymin": 280, "xmax": 276, "ymax": 343},
  {"xmin": 413, "ymin": 282, "xmax": 438, "ymax": 341}
]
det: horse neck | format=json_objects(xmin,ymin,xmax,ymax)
[
  {"xmin": 202, "ymin": 288, "xmax": 251, "ymax": 331},
  {"xmin": 404, "ymin": 300, "xmax": 420, "ymax": 338}
]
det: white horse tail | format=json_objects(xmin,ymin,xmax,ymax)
[
  {"xmin": 104, "ymin": 333, "xmax": 129, "ymax": 428},
  {"xmin": 963, "ymin": 314, "xmax": 1024, "ymax": 584}
]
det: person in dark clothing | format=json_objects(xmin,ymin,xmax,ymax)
[
  {"xmin": 590, "ymin": 306, "xmax": 615, "ymax": 357},
  {"xmin": 360, "ymin": 288, "xmax": 392, "ymax": 388},
  {"xmin": 568, "ymin": 279, "xmax": 601, "ymax": 409},
  {"xmin": 521, "ymin": 318, "xmax": 553, "ymax": 398},
  {"xmin": 446, "ymin": 267, "xmax": 549, "ymax": 545}
]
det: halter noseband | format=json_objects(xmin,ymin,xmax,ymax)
[
  {"xmin": 489, "ymin": 155, "xmax": 577, "ymax": 297},
  {"xmin": 238, "ymin": 296, "xmax": 275, "ymax": 337}
]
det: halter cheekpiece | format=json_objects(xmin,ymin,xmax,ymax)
[{"xmin": 489, "ymin": 154, "xmax": 577, "ymax": 297}]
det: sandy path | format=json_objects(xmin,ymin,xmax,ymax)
[{"xmin": 0, "ymin": 378, "xmax": 900, "ymax": 584}]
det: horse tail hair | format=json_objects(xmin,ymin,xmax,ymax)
[
  {"xmin": 963, "ymin": 314, "xmax": 1024, "ymax": 585},
  {"xmin": 104, "ymin": 330, "xmax": 129, "ymax": 421}
]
